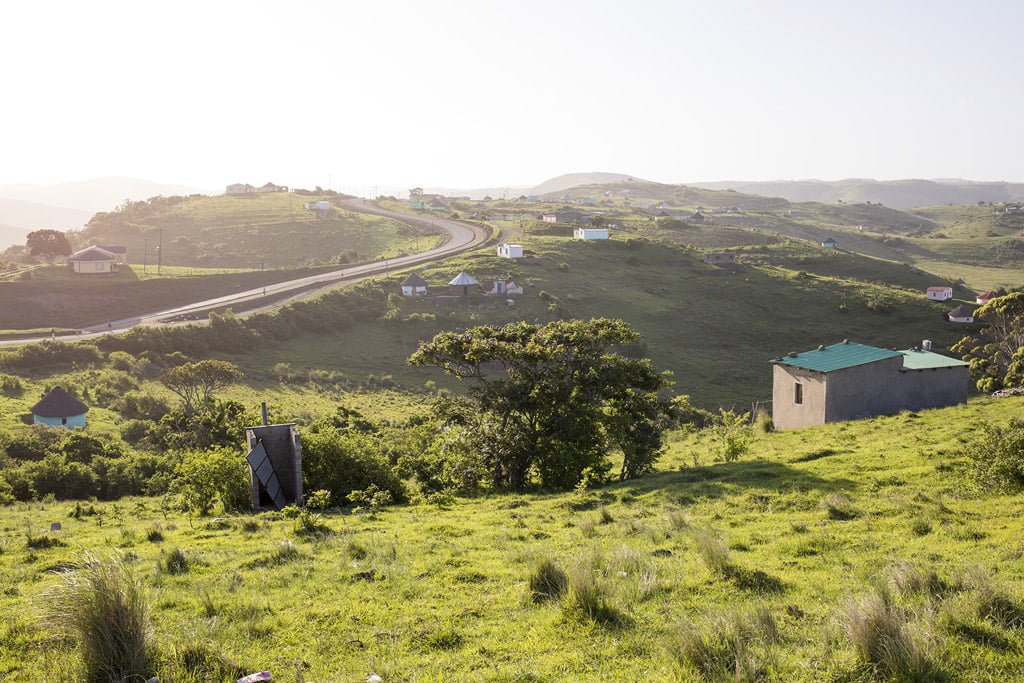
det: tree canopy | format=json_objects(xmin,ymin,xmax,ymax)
[
  {"xmin": 159, "ymin": 360, "xmax": 241, "ymax": 415},
  {"xmin": 26, "ymin": 229, "xmax": 71, "ymax": 263},
  {"xmin": 409, "ymin": 318, "xmax": 677, "ymax": 490},
  {"xmin": 953, "ymin": 292, "xmax": 1024, "ymax": 392}
]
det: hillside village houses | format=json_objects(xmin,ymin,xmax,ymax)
[
  {"xmin": 67, "ymin": 245, "xmax": 121, "ymax": 274},
  {"xmin": 496, "ymin": 243, "xmax": 524, "ymax": 259},
  {"xmin": 449, "ymin": 271, "xmax": 479, "ymax": 297},
  {"xmin": 304, "ymin": 200, "xmax": 332, "ymax": 211},
  {"xmin": 400, "ymin": 272, "xmax": 428, "ymax": 297},
  {"xmin": 226, "ymin": 182, "xmax": 288, "ymax": 195},
  {"xmin": 926, "ymin": 286, "xmax": 953, "ymax": 301},
  {"xmin": 770, "ymin": 340, "xmax": 968, "ymax": 430},
  {"xmin": 541, "ymin": 211, "xmax": 592, "ymax": 224},
  {"xmin": 947, "ymin": 304, "xmax": 975, "ymax": 323},
  {"xmin": 490, "ymin": 278, "xmax": 524, "ymax": 296},
  {"xmin": 30, "ymin": 387, "xmax": 88, "ymax": 428},
  {"xmin": 821, "ymin": 237, "xmax": 839, "ymax": 249}
]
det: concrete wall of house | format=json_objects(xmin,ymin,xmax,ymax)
[
  {"xmin": 823, "ymin": 356, "xmax": 905, "ymax": 421},
  {"xmin": 72, "ymin": 260, "xmax": 112, "ymax": 274},
  {"xmin": 896, "ymin": 367, "xmax": 969, "ymax": 411},
  {"xmin": 33, "ymin": 413, "xmax": 86, "ymax": 428},
  {"xmin": 772, "ymin": 365, "xmax": 827, "ymax": 429}
]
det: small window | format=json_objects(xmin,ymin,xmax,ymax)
[
  {"xmin": 61, "ymin": 417, "xmax": 68, "ymax": 425},
  {"xmin": 794, "ymin": 382, "xmax": 803, "ymax": 405}
]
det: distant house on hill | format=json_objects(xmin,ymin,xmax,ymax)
[
  {"xmin": 400, "ymin": 272, "xmax": 428, "ymax": 297},
  {"xmin": 490, "ymin": 278, "xmax": 523, "ymax": 295},
  {"xmin": 976, "ymin": 291, "xmax": 998, "ymax": 305},
  {"xmin": 541, "ymin": 211, "xmax": 591, "ymax": 225},
  {"xmin": 67, "ymin": 246, "xmax": 118, "ymax": 274},
  {"xmin": 449, "ymin": 271, "xmax": 479, "ymax": 296},
  {"xmin": 947, "ymin": 304, "xmax": 975, "ymax": 323},
  {"xmin": 30, "ymin": 387, "xmax": 89, "ymax": 428},
  {"xmin": 703, "ymin": 252, "xmax": 737, "ymax": 266},
  {"xmin": 821, "ymin": 237, "xmax": 839, "ymax": 249},
  {"xmin": 573, "ymin": 227, "xmax": 609, "ymax": 240},
  {"xmin": 926, "ymin": 286, "xmax": 953, "ymax": 301},
  {"xmin": 770, "ymin": 340, "xmax": 968, "ymax": 429},
  {"xmin": 226, "ymin": 183, "xmax": 256, "ymax": 195},
  {"xmin": 304, "ymin": 200, "xmax": 332, "ymax": 211},
  {"xmin": 260, "ymin": 182, "xmax": 288, "ymax": 193},
  {"xmin": 496, "ymin": 243, "xmax": 524, "ymax": 259}
]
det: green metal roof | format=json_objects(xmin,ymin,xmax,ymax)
[
  {"xmin": 899, "ymin": 348, "xmax": 968, "ymax": 370},
  {"xmin": 770, "ymin": 341, "xmax": 903, "ymax": 373}
]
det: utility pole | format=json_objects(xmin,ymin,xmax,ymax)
[
  {"xmin": 157, "ymin": 225, "xmax": 163, "ymax": 276},
  {"xmin": 143, "ymin": 237, "xmax": 148, "ymax": 274}
]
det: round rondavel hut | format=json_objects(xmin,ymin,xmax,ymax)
[
  {"xmin": 30, "ymin": 386, "xmax": 89, "ymax": 428},
  {"xmin": 448, "ymin": 271, "xmax": 479, "ymax": 297}
]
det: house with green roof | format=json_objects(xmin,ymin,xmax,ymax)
[{"xmin": 770, "ymin": 339, "xmax": 968, "ymax": 429}]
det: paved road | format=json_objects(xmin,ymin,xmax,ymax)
[{"xmin": 0, "ymin": 199, "xmax": 489, "ymax": 347}]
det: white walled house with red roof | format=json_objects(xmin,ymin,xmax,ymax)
[{"xmin": 926, "ymin": 286, "xmax": 953, "ymax": 301}]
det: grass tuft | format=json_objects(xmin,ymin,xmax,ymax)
[
  {"xmin": 160, "ymin": 547, "xmax": 190, "ymax": 575},
  {"xmin": 666, "ymin": 605, "xmax": 779, "ymax": 682},
  {"xmin": 45, "ymin": 555, "xmax": 154, "ymax": 683},
  {"xmin": 822, "ymin": 494, "xmax": 860, "ymax": 521},
  {"xmin": 528, "ymin": 558, "xmax": 568, "ymax": 603},
  {"xmin": 845, "ymin": 585, "xmax": 939, "ymax": 681}
]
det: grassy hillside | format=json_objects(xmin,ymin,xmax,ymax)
[
  {"xmin": 203, "ymin": 235, "xmax": 968, "ymax": 409},
  {"xmin": 2, "ymin": 396, "xmax": 1023, "ymax": 681},
  {"xmin": 0, "ymin": 264, "xmax": 355, "ymax": 329},
  {"xmin": 76, "ymin": 193, "xmax": 441, "ymax": 269}
]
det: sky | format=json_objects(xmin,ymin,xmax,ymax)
[{"xmin": 0, "ymin": 0, "xmax": 1021, "ymax": 192}]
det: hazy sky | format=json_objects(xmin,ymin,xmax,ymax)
[{"xmin": 1, "ymin": 0, "xmax": 1021, "ymax": 191}]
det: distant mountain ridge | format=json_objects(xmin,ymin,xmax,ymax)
[
  {"xmin": 424, "ymin": 172, "xmax": 640, "ymax": 200},
  {"xmin": 690, "ymin": 178, "xmax": 1024, "ymax": 209}
]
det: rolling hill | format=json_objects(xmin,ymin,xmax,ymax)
[
  {"xmin": 0, "ymin": 176, "xmax": 206, "ymax": 214},
  {"xmin": 692, "ymin": 178, "xmax": 1024, "ymax": 209}
]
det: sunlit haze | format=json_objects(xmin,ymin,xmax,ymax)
[{"xmin": 2, "ymin": 0, "xmax": 1022, "ymax": 191}]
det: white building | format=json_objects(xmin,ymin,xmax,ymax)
[
  {"xmin": 926, "ymin": 286, "xmax": 953, "ymax": 301},
  {"xmin": 496, "ymin": 243, "xmax": 524, "ymax": 259},
  {"xmin": 304, "ymin": 200, "xmax": 332, "ymax": 211},
  {"xmin": 400, "ymin": 272, "xmax": 428, "ymax": 297},
  {"xmin": 490, "ymin": 279, "xmax": 524, "ymax": 295},
  {"xmin": 947, "ymin": 304, "xmax": 975, "ymax": 324},
  {"xmin": 67, "ymin": 246, "xmax": 117, "ymax": 274},
  {"xmin": 573, "ymin": 227, "xmax": 609, "ymax": 240}
]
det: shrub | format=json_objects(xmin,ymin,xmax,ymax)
[
  {"xmin": 0, "ymin": 373, "xmax": 24, "ymax": 397},
  {"xmin": 114, "ymin": 391, "xmax": 171, "ymax": 421},
  {"xmin": 528, "ymin": 558, "xmax": 568, "ymax": 603},
  {"xmin": 302, "ymin": 427, "xmax": 404, "ymax": 505},
  {"xmin": 963, "ymin": 419, "xmax": 1024, "ymax": 492},
  {"xmin": 170, "ymin": 447, "xmax": 250, "ymax": 515},
  {"xmin": 667, "ymin": 606, "xmax": 779, "ymax": 682},
  {"xmin": 45, "ymin": 556, "xmax": 155, "ymax": 683},
  {"xmin": 709, "ymin": 409, "xmax": 752, "ymax": 462},
  {"xmin": 145, "ymin": 525, "xmax": 164, "ymax": 543}
]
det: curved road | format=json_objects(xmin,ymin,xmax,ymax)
[{"xmin": 1, "ymin": 199, "xmax": 489, "ymax": 346}]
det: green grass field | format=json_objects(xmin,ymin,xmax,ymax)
[
  {"xmin": 75, "ymin": 193, "xmax": 443, "ymax": 270},
  {"xmin": 2, "ymin": 396, "xmax": 1022, "ymax": 681}
]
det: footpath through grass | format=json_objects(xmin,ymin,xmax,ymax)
[{"xmin": 2, "ymin": 397, "xmax": 1023, "ymax": 681}]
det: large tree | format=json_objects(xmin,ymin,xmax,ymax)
[
  {"xmin": 952, "ymin": 292, "xmax": 1024, "ymax": 392},
  {"xmin": 409, "ymin": 318, "xmax": 675, "ymax": 489},
  {"xmin": 159, "ymin": 360, "xmax": 241, "ymax": 415},
  {"xmin": 25, "ymin": 229, "xmax": 71, "ymax": 263}
]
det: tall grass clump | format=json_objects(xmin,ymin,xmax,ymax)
[
  {"xmin": 45, "ymin": 556, "xmax": 154, "ymax": 683},
  {"xmin": 667, "ymin": 605, "xmax": 779, "ymax": 682},
  {"xmin": 160, "ymin": 547, "xmax": 190, "ymax": 575},
  {"xmin": 845, "ymin": 585, "xmax": 938, "ymax": 680},
  {"xmin": 528, "ymin": 558, "xmax": 568, "ymax": 603},
  {"xmin": 564, "ymin": 564, "xmax": 623, "ymax": 626},
  {"xmin": 692, "ymin": 528, "xmax": 732, "ymax": 576},
  {"xmin": 822, "ymin": 493, "xmax": 860, "ymax": 521}
]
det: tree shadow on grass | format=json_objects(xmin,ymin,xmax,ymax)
[{"xmin": 615, "ymin": 458, "xmax": 857, "ymax": 502}]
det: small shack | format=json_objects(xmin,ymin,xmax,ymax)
[
  {"xmin": 821, "ymin": 237, "xmax": 838, "ymax": 249},
  {"xmin": 703, "ymin": 252, "xmax": 737, "ymax": 266},
  {"xmin": 948, "ymin": 304, "xmax": 975, "ymax": 323},
  {"xmin": 976, "ymin": 291, "xmax": 998, "ymax": 305},
  {"xmin": 400, "ymin": 272, "xmax": 428, "ymax": 296},
  {"xmin": 245, "ymin": 415, "xmax": 303, "ymax": 511},
  {"xmin": 490, "ymin": 278, "xmax": 524, "ymax": 295},
  {"xmin": 496, "ymin": 243, "xmax": 524, "ymax": 259},
  {"xmin": 926, "ymin": 286, "xmax": 953, "ymax": 301},
  {"xmin": 449, "ymin": 271, "xmax": 479, "ymax": 296},
  {"xmin": 30, "ymin": 387, "xmax": 88, "ymax": 428},
  {"xmin": 573, "ymin": 227, "xmax": 609, "ymax": 240}
]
